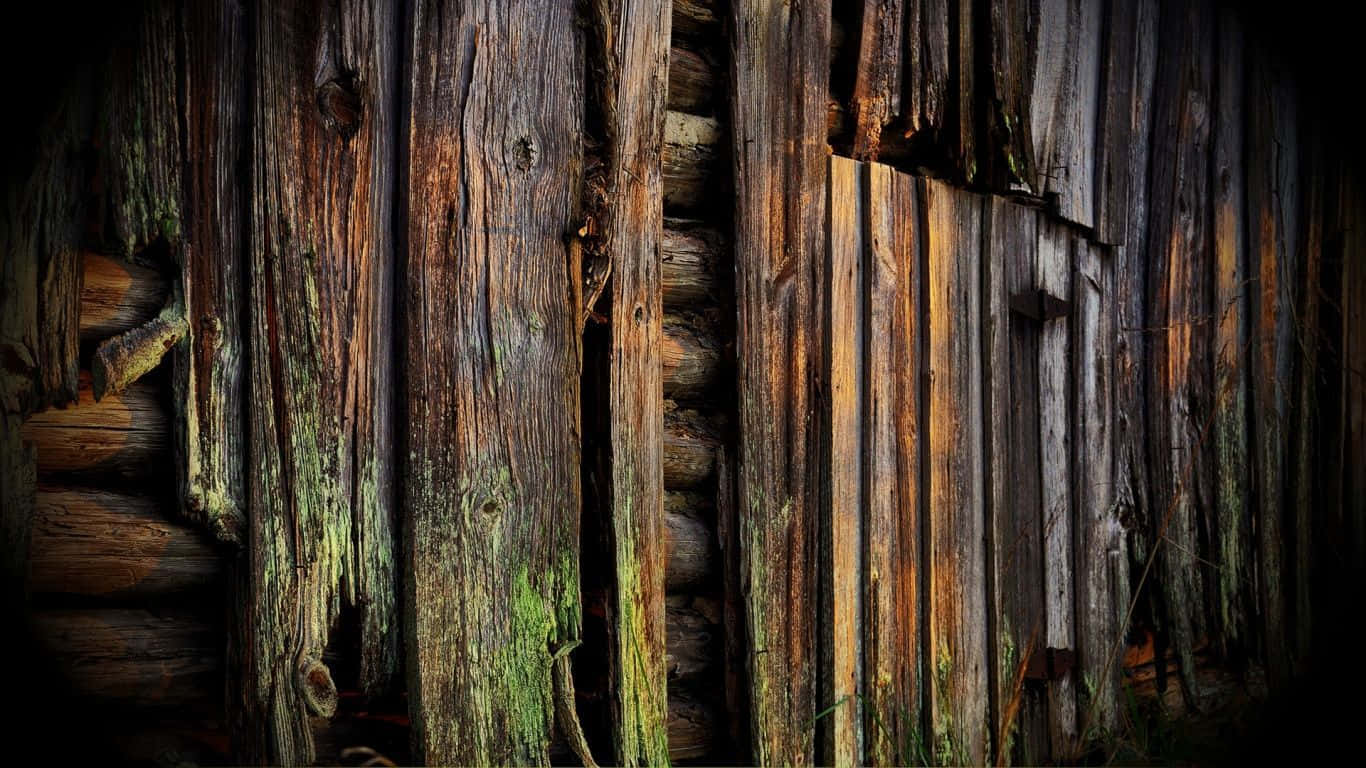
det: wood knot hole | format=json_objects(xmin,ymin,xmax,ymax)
[
  {"xmin": 513, "ymin": 135, "xmax": 538, "ymax": 171},
  {"xmin": 298, "ymin": 657, "xmax": 338, "ymax": 718},
  {"xmin": 317, "ymin": 74, "xmax": 362, "ymax": 139}
]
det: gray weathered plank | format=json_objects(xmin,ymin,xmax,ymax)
[
  {"xmin": 1092, "ymin": 0, "xmax": 1139, "ymax": 245},
  {"xmin": 1029, "ymin": 0, "xmax": 1102, "ymax": 228}
]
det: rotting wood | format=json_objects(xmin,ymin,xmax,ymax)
[
  {"xmin": 29, "ymin": 609, "xmax": 221, "ymax": 712},
  {"xmin": 1092, "ymin": 0, "xmax": 1139, "ymax": 245},
  {"xmin": 1029, "ymin": 0, "xmax": 1102, "ymax": 228},
  {"xmin": 820, "ymin": 155, "xmax": 863, "ymax": 767},
  {"xmin": 28, "ymin": 486, "xmax": 222, "ymax": 600},
  {"xmin": 862, "ymin": 162, "xmax": 922, "ymax": 766},
  {"xmin": 1035, "ymin": 217, "xmax": 1075, "ymax": 757},
  {"xmin": 403, "ymin": 1, "xmax": 586, "ymax": 764},
  {"xmin": 1145, "ymin": 0, "xmax": 1214, "ymax": 702},
  {"xmin": 849, "ymin": 1, "xmax": 903, "ymax": 160},
  {"xmin": 1210, "ymin": 6, "xmax": 1252, "ymax": 660},
  {"xmin": 79, "ymin": 253, "xmax": 169, "ymax": 342},
  {"xmin": 729, "ymin": 1, "xmax": 831, "ymax": 761},
  {"xmin": 584, "ymin": 0, "xmax": 672, "ymax": 762},
  {"xmin": 236, "ymin": 1, "xmax": 399, "ymax": 762},
  {"xmin": 923, "ymin": 177, "xmax": 988, "ymax": 766},
  {"xmin": 175, "ymin": 0, "xmax": 248, "ymax": 546},
  {"xmin": 92, "ymin": 291, "xmax": 186, "ymax": 401},
  {"xmin": 22, "ymin": 374, "xmax": 168, "ymax": 485}
]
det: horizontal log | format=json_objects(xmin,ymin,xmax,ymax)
[
  {"xmin": 29, "ymin": 609, "xmax": 221, "ymax": 712},
  {"xmin": 661, "ymin": 225, "xmax": 723, "ymax": 307},
  {"xmin": 22, "ymin": 373, "xmax": 168, "ymax": 484},
  {"xmin": 664, "ymin": 406, "xmax": 719, "ymax": 489},
  {"xmin": 665, "ymin": 491, "xmax": 715, "ymax": 592},
  {"xmin": 662, "ymin": 314, "xmax": 722, "ymax": 400},
  {"xmin": 663, "ymin": 111, "xmax": 721, "ymax": 211},
  {"xmin": 665, "ymin": 689, "xmax": 717, "ymax": 760},
  {"xmin": 668, "ymin": 46, "xmax": 716, "ymax": 115},
  {"xmin": 667, "ymin": 594, "xmax": 721, "ymax": 686},
  {"xmin": 28, "ymin": 487, "xmax": 222, "ymax": 600},
  {"xmin": 80, "ymin": 252, "xmax": 168, "ymax": 342},
  {"xmin": 671, "ymin": 0, "xmax": 719, "ymax": 40}
]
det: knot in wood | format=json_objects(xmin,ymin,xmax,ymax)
[
  {"xmin": 298, "ymin": 656, "xmax": 338, "ymax": 717},
  {"xmin": 512, "ymin": 135, "xmax": 538, "ymax": 171},
  {"xmin": 317, "ymin": 74, "xmax": 362, "ymax": 139}
]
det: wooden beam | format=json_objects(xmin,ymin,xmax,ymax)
[
  {"xmin": 849, "ymin": 1, "xmax": 904, "ymax": 160},
  {"xmin": 729, "ymin": 0, "xmax": 831, "ymax": 761},
  {"xmin": 1029, "ymin": 0, "xmax": 1102, "ymax": 228},
  {"xmin": 23, "ymin": 374, "xmax": 168, "ymax": 485},
  {"xmin": 236, "ymin": 1, "xmax": 399, "ymax": 762},
  {"xmin": 403, "ymin": 2, "xmax": 586, "ymax": 764},
  {"xmin": 662, "ymin": 315, "xmax": 722, "ymax": 400},
  {"xmin": 79, "ymin": 253, "xmax": 169, "ymax": 342},
  {"xmin": 661, "ymin": 226, "xmax": 724, "ymax": 307},
  {"xmin": 1092, "ymin": 0, "xmax": 1139, "ymax": 245}
]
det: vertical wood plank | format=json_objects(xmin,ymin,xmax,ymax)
[
  {"xmin": 924, "ymin": 178, "xmax": 988, "ymax": 766},
  {"xmin": 1036, "ymin": 218, "xmax": 1075, "ymax": 755},
  {"xmin": 1073, "ymin": 238, "xmax": 1123, "ymax": 737},
  {"xmin": 1029, "ymin": 0, "xmax": 1102, "ymax": 228},
  {"xmin": 1092, "ymin": 0, "xmax": 1138, "ymax": 245},
  {"xmin": 850, "ymin": 1, "xmax": 904, "ymax": 160},
  {"xmin": 238, "ymin": 1, "xmax": 399, "ymax": 762},
  {"xmin": 403, "ymin": 1, "xmax": 586, "ymax": 764},
  {"xmin": 982, "ymin": 0, "xmax": 1037, "ymax": 191},
  {"xmin": 176, "ymin": 0, "xmax": 247, "ymax": 545},
  {"xmin": 822, "ymin": 156, "xmax": 863, "ymax": 767},
  {"xmin": 585, "ymin": 0, "xmax": 672, "ymax": 763},
  {"xmin": 986, "ymin": 198, "xmax": 1048, "ymax": 766},
  {"xmin": 864, "ymin": 163, "xmax": 923, "ymax": 766},
  {"xmin": 729, "ymin": 1, "xmax": 831, "ymax": 762},
  {"xmin": 1210, "ymin": 6, "xmax": 1252, "ymax": 659},
  {"xmin": 1344, "ymin": 174, "xmax": 1366, "ymax": 582},
  {"xmin": 904, "ymin": 0, "xmax": 950, "ymax": 149}
]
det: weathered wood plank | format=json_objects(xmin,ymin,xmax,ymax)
[
  {"xmin": 1145, "ymin": 0, "xmax": 1214, "ymax": 701},
  {"xmin": 1092, "ymin": 0, "xmax": 1139, "ymax": 245},
  {"xmin": 29, "ymin": 487, "xmax": 222, "ymax": 600},
  {"xmin": 863, "ymin": 162, "xmax": 922, "ymax": 766},
  {"xmin": 79, "ymin": 253, "xmax": 169, "ymax": 342},
  {"xmin": 849, "ymin": 1, "xmax": 903, "ymax": 159},
  {"xmin": 1073, "ymin": 238, "xmax": 1124, "ymax": 737},
  {"xmin": 664, "ymin": 407, "xmax": 719, "ymax": 489},
  {"xmin": 23, "ymin": 375, "xmax": 168, "ymax": 485},
  {"xmin": 1210, "ymin": 6, "xmax": 1252, "ymax": 660},
  {"xmin": 662, "ymin": 315, "xmax": 722, "ymax": 400},
  {"xmin": 924, "ymin": 178, "xmax": 988, "ymax": 766},
  {"xmin": 903, "ymin": 0, "xmax": 950, "ymax": 154},
  {"xmin": 586, "ymin": 1, "xmax": 672, "ymax": 762},
  {"xmin": 820, "ymin": 155, "xmax": 863, "ymax": 766},
  {"xmin": 403, "ymin": 2, "xmax": 586, "ymax": 764},
  {"xmin": 237, "ymin": 1, "xmax": 399, "ymax": 762},
  {"xmin": 729, "ymin": 1, "xmax": 831, "ymax": 762},
  {"xmin": 1029, "ymin": 0, "xmax": 1102, "ymax": 228},
  {"xmin": 986, "ymin": 197, "xmax": 1047, "ymax": 766},
  {"xmin": 662, "ymin": 226, "xmax": 723, "ymax": 307},
  {"xmin": 982, "ymin": 0, "xmax": 1037, "ymax": 191},
  {"xmin": 1035, "ymin": 218, "xmax": 1075, "ymax": 756},
  {"xmin": 673, "ymin": 0, "xmax": 720, "ymax": 41},
  {"xmin": 30, "ymin": 609, "xmax": 221, "ymax": 712},
  {"xmin": 175, "ymin": 0, "xmax": 248, "ymax": 545},
  {"xmin": 669, "ymin": 46, "xmax": 717, "ymax": 115}
]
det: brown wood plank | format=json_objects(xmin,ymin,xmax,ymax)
[
  {"xmin": 1210, "ymin": 6, "xmax": 1252, "ymax": 660},
  {"xmin": 79, "ymin": 253, "xmax": 169, "ymax": 342},
  {"xmin": 1092, "ymin": 0, "xmax": 1139, "ymax": 245},
  {"xmin": 924, "ymin": 177, "xmax": 988, "ymax": 766},
  {"xmin": 850, "ymin": 1, "xmax": 904, "ymax": 160},
  {"xmin": 982, "ymin": 0, "xmax": 1037, "ymax": 191},
  {"xmin": 403, "ymin": 1, "xmax": 586, "ymax": 764},
  {"xmin": 237, "ymin": 1, "xmax": 399, "ymax": 762},
  {"xmin": 586, "ymin": 0, "xmax": 673, "ymax": 762},
  {"xmin": 985, "ymin": 196, "xmax": 1048, "ymax": 766},
  {"xmin": 863, "ymin": 162, "xmax": 923, "ymax": 766},
  {"xmin": 176, "ymin": 0, "xmax": 248, "ymax": 545},
  {"xmin": 729, "ymin": 1, "xmax": 831, "ymax": 762},
  {"xmin": 1035, "ymin": 218, "xmax": 1075, "ymax": 755},
  {"xmin": 22, "ymin": 375, "xmax": 168, "ymax": 485},
  {"xmin": 904, "ymin": 0, "xmax": 950, "ymax": 155},
  {"xmin": 1028, "ymin": 0, "xmax": 1102, "ymax": 228},
  {"xmin": 821, "ymin": 155, "xmax": 863, "ymax": 766},
  {"xmin": 1144, "ymin": 0, "xmax": 1215, "ymax": 701},
  {"xmin": 29, "ymin": 487, "xmax": 222, "ymax": 600}
]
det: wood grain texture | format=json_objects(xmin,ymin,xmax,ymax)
[
  {"xmin": 923, "ymin": 178, "xmax": 988, "ymax": 766},
  {"xmin": 1210, "ymin": 7, "xmax": 1252, "ymax": 659},
  {"xmin": 1035, "ymin": 218, "xmax": 1075, "ymax": 755},
  {"xmin": 665, "ymin": 492, "xmax": 717, "ymax": 593},
  {"xmin": 661, "ymin": 226, "xmax": 723, "ymax": 307},
  {"xmin": 1028, "ymin": 0, "xmax": 1102, "ymax": 228},
  {"xmin": 237, "ymin": 1, "xmax": 399, "ymax": 762},
  {"xmin": 662, "ymin": 315, "xmax": 722, "ymax": 400},
  {"xmin": 1144, "ymin": 0, "xmax": 1214, "ymax": 700},
  {"xmin": 29, "ymin": 487, "xmax": 223, "ymax": 600},
  {"xmin": 849, "ymin": 1, "xmax": 903, "ymax": 159},
  {"xmin": 403, "ymin": 2, "xmax": 585, "ymax": 764},
  {"xmin": 821, "ymin": 156, "xmax": 863, "ymax": 767},
  {"xmin": 1092, "ymin": 0, "xmax": 1138, "ymax": 245},
  {"xmin": 863, "ymin": 162, "xmax": 922, "ymax": 766},
  {"xmin": 982, "ymin": 0, "xmax": 1037, "ymax": 191},
  {"xmin": 22, "ymin": 375, "xmax": 168, "ymax": 485},
  {"xmin": 176, "ymin": 0, "xmax": 248, "ymax": 545},
  {"xmin": 664, "ymin": 111, "xmax": 721, "ymax": 211},
  {"xmin": 986, "ymin": 197, "xmax": 1048, "ymax": 766},
  {"xmin": 729, "ymin": 1, "xmax": 831, "ymax": 762},
  {"xmin": 669, "ymin": 46, "xmax": 717, "ymax": 116},
  {"xmin": 664, "ymin": 407, "xmax": 720, "ymax": 489},
  {"xmin": 79, "ymin": 253, "xmax": 169, "ymax": 342},
  {"xmin": 587, "ymin": 0, "xmax": 672, "ymax": 762}
]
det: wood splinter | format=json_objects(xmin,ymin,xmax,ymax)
[{"xmin": 92, "ymin": 287, "xmax": 187, "ymax": 401}]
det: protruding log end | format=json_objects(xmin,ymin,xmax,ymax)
[
  {"xmin": 91, "ymin": 292, "xmax": 187, "ymax": 401},
  {"xmin": 299, "ymin": 657, "xmax": 338, "ymax": 718}
]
